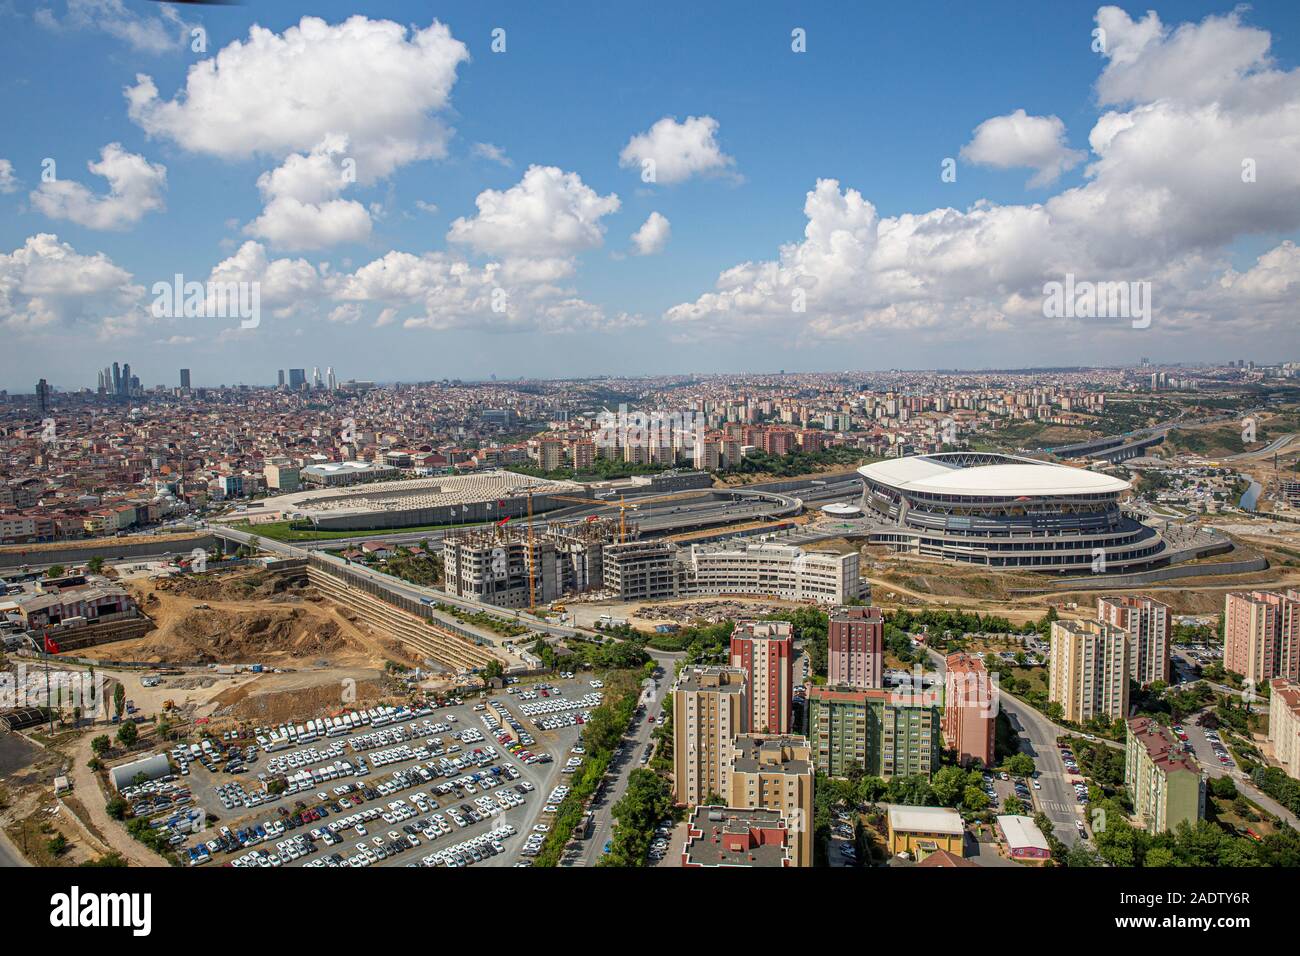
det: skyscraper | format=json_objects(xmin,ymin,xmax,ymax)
[
  {"xmin": 326, "ymin": 366, "xmax": 337, "ymax": 391},
  {"xmin": 288, "ymin": 368, "xmax": 307, "ymax": 390},
  {"xmin": 312, "ymin": 366, "xmax": 321, "ymax": 388},
  {"xmin": 121, "ymin": 363, "xmax": 131, "ymax": 396},
  {"xmin": 35, "ymin": 379, "xmax": 50, "ymax": 414},
  {"xmin": 179, "ymin": 368, "xmax": 191, "ymax": 389},
  {"xmin": 277, "ymin": 369, "xmax": 286, "ymax": 388},
  {"xmin": 111, "ymin": 362, "xmax": 121, "ymax": 395}
]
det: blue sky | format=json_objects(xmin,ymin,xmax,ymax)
[{"xmin": 2, "ymin": 1, "xmax": 1299, "ymax": 390}]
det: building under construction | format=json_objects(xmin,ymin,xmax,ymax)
[{"xmin": 443, "ymin": 516, "xmax": 633, "ymax": 609}]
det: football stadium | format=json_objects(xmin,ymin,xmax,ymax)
[{"xmin": 858, "ymin": 453, "xmax": 1165, "ymax": 573}]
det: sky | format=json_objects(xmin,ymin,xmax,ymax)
[{"xmin": 1, "ymin": 0, "xmax": 1298, "ymax": 391}]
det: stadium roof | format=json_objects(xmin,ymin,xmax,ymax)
[{"xmin": 859, "ymin": 455, "xmax": 1129, "ymax": 497}]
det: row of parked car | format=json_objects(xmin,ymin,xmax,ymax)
[{"xmin": 518, "ymin": 691, "xmax": 603, "ymax": 719}]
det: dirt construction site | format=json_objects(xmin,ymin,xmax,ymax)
[{"xmin": 101, "ymin": 568, "xmax": 420, "ymax": 671}]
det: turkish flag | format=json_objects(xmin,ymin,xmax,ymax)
[
  {"xmin": 496, "ymin": 516, "xmax": 511, "ymax": 527},
  {"xmin": 43, "ymin": 632, "xmax": 60, "ymax": 655}
]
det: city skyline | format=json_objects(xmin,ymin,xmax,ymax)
[{"xmin": 2, "ymin": 1, "xmax": 1299, "ymax": 391}]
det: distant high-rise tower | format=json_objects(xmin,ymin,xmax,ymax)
[
  {"xmin": 96, "ymin": 369, "xmax": 106, "ymax": 394},
  {"xmin": 326, "ymin": 367, "xmax": 337, "ymax": 391},
  {"xmin": 288, "ymin": 369, "xmax": 306, "ymax": 390},
  {"xmin": 111, "ymin": 362, "xmax": 121, "ymax": 395},
  {"xmin": 277, "ymin": 369, "xmax": 286, "ymax": 388},
  {"xmin": 179, "ymin": 368, "xmax": 191, "ymax": 389},
  {"xmin": 312, "ymin": 366, "xmax": 321, "ymax": 388},
  {"xmin": 121, "ymin": 363, "xmax": 131, "ymax": 396},
  {"xmin": 36, "ymin": 379, "xmax": 50, "ymax": 414}
]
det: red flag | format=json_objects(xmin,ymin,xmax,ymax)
[
  {"xmin": 496, "ymin": 516, "xmax": 511, "ymax": 527},
  {"xmin": 43, "ymin": 631, "xmax": 60, "ymax": 655}
]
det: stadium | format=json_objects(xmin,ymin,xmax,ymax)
[{"xmin": 858, "ymin": 453, "xmax": 1165, "ymax": 573}]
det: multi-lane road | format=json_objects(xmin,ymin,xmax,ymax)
[{"xmin": 925, "ymin": 648, "xmax": 1081, "ymax": 847}]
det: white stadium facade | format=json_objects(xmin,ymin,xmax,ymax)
[{"xmin": 858, "ymin": 453, "xmax": 1165, "ymax": 573}]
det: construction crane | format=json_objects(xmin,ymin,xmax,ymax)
[
  {"xmin": 547, "ymin": 493, "xmax": 634, "ymax": 542},
  {"xmin": 521, "ymin": 491, "xmax": 635, "ymax": 612}
]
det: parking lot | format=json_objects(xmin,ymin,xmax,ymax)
[{"xmin": 170, "ymin": 675, "xmax": 602, "ymax": 868}]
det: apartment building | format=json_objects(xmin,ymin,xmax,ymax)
[
  {"xmin": 1267, "ymin": 678, "xmax": 1300, "ymax": 780},
  {"xmin": 1097, "ymin": 594, "xmax": 1170, "ymax": 686},
  {"xmin": 727, "ymin": 735, "xmax": 814, "ymax": 867},
  {"xmin": 672, "ymin": 666, "xmax": 747, "ymax": 806},
  {"xmin": 1223, "ymin": 590, "xmax": 1300, "ymax": 685},
  {"xmin": 942, "ymin": 652, "xmax": 996, "ymax": 767},
  {"xmin": 828, "ymin": 605, "xmax": 884, "ymax": 690},
  {"xmin": 1048, "ymin": 619, "xmax": 1131, "ymax": 723},
  {"xmin": 263, "ymin": 463, "xmax": 301, "ymax": 492},
  {"xmin": 681, "ymin": 806, "xmax": 792, "ymax": 868},
  {"xmin": 1125, "ymin": 716, "xmax": 1206, "ymax": 833},
  {"xmin": 731, "ymin": 620, "xmax": 795, "ymax": 734},
  {"xmin": 806, "ymin": 686, "xmax": 940, "ymax": 779}
]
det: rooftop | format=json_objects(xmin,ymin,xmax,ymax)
[
  {"xmin": 886, "ymin": 804, "xmax": 965, "ymax": 836},
  {"xmin": 860, "ymin": 453, "xmax": 1129, "ymax": 497},
  {"xmin": 683, "ymin": 806, "xmax": 791, "ymax": 868}
]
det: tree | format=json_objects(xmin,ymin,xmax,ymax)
[
  {"xmin": 116, "ymin": 721, "xmax": 138, "ymax": 748},
  {"xmin": 90, "ymin": 735, "xmax": 111, "ymax": 756},
  {"xmin": 105, "ymin": 797, "xmax": 127, "ymax": 820},
  {"xmin": 961, "ymin": 786, "xmax": 990, "ymax": 812},
  {"xmin": 46, "ymin": 564, "xmax": 65, "ymax": 579},
  {"xmin": 930, "ymin": 765, "xmax": 968, "ymax": 807},
  {"xmin": 86, "ymin": 556, "xmax": 105, "ymax": 574},
  {"xmin": 46, "ymin": 834, "xmax": 69, "ymax": 857},
  {"xmin": 112, "ymin": 684, "xmax": 126, "ymax": 720},
  {"xmin": 1006, "ymin": 753, "xmax": 1036, "ymax": 777}
]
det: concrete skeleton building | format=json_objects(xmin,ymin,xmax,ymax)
[
  {"xmin": 1125, "ymin": 716, "xmax": 1206, "ymax": 833},
  {"xmin": 1223, "ymin": 590, "xmax": 1300, "ymax": 686},
  {"xmin": 443, "ymin": 517, "xmax": 627, "ymax": 609},
  {"xmin": 1048, "ymin": 618, "xmax": 1131, "ymax": 723},
  {"xmin": 1097, "ymin": 594, "xmax": 1171, "ymax": 687}
]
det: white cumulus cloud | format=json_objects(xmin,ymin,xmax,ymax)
[
  {"xmin": 244, "ymin": 135, "xmax": 371, "ymax": 250},
  {"xmin": 960, "ymin": 109, "xmax": 1085, "ymax": 187},
  {"xmin": 126, "ymin": 15, "xmax": 469, "ymax": 180},
  {"xmin": 30, "ymin": 144, "xmax": 166, "ymax": 230},
  {"xmin": 619, "ymin": 115, "xmax": 736, "ymax": 184},
  {"xmin": 630, "ymin": 212, "xmax": 671, "ymax": 255}
]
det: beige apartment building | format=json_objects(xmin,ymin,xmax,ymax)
[
  {"xmin": 1268, "ymin": 678, "xmax": 1300, "ymax": 780},
  {"xmin": 727, "ymin": 735, "xmax": 815, "ymax": 867},
  {"xmin": 1224, "ymin": 591, "xmax": 1300, "ymax": 686},
  {"xmin": 1097, "ymin": 594, "xmax": 1170, "ymax": 686},
  {"xmin": 673, "ymin": 666, "xmax": 746, "ymax": 806},
  {"xmin": 1049, "ymin": 619, "xmax": 1130, "ymax": 723}
]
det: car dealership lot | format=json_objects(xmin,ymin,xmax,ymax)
[{"xmin": 180, "ymin": 678, "xmax": 594, "ymax": 868}]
